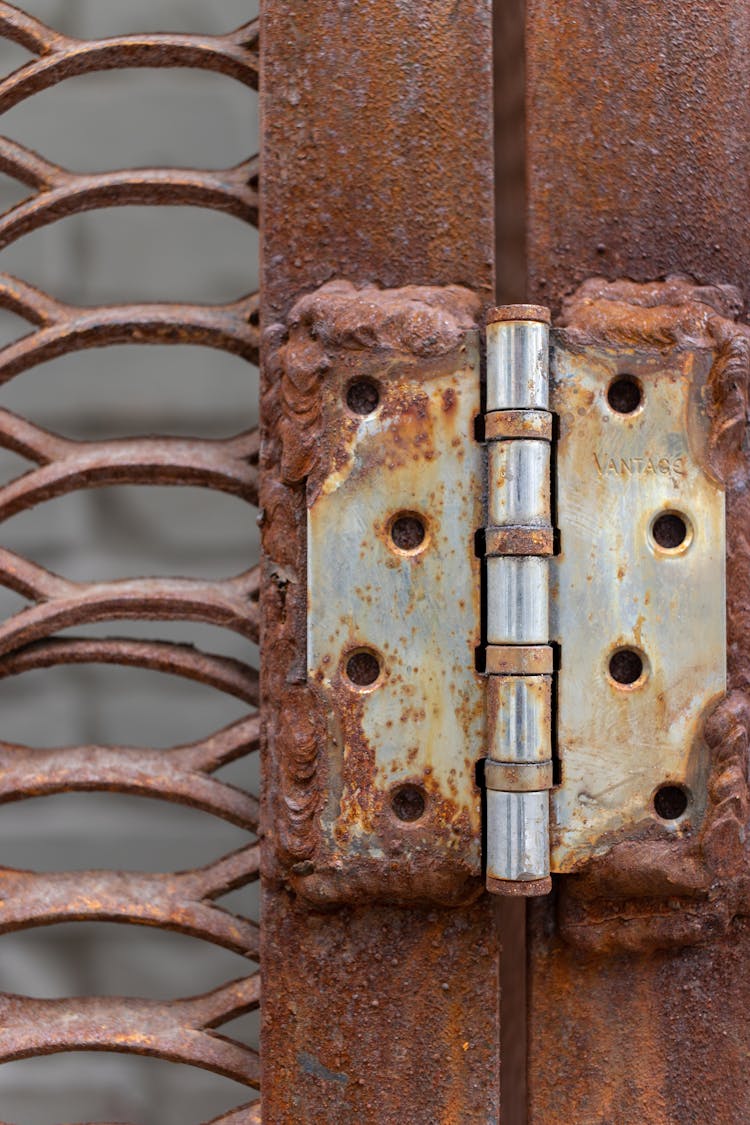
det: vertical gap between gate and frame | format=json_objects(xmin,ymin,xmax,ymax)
[{"xmin": 494, "ymin": 0, "xmax": 530, "ymax": 1122}]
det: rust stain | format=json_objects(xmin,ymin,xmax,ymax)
[{"xmin": 272, "ymin": 279, "xmax": 480, "ymax": 496}]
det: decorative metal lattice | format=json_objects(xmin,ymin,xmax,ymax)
[{"xmin": 0, "ymin": 4, "xmax": 261, "ymax": 1121}]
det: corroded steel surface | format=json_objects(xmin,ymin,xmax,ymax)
[
  {"xmin": 0, "ymin": 4, "xmax": 261, "ymax": 1121},
  {"xmin": 302, "ymin": 282, "xmax": 484, "ymax": 906},
  {"xmin": 529, "ymin": 911, "xmax": 750, "ymax": 1125},
  {"xmin": 530, "ymin": 283, "xmax": 750, "ymax": 1124},
  {"xmin": 263, "ymin": 892, "xmax": 500, "ymax": 1124},
  {"xmin": 527, "ymin": 2, "xmax": 750, "ymax": 1116},
  {"xmin": 261, "ymin": 1, "xmax": 499, "ymax": 1119},
  {"xmin": 261, "ymin": 0, "xmax": 494, "ymax": 321},
  {"xmin": 526, "ymin": 0, "xmax": 750, "ymax": 317},
  {"xmin": 550, "ymin": 285, "xmax": 728, "ymax": 875}
]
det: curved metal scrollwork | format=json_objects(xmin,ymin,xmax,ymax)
[{"xmin": 0, "ymin": 2, "xmax": 261, "ymax": 1120}]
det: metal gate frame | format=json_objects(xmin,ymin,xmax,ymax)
[
  {"xmin": 262, "ymin": 1, "xmax": 750, "ymax": 1121},
  {"xmin": 259, "ymin": 2, "xmax": 502, "ymax": 1120},
  {"xmin": 526, "ymin": 2, "xmax": 750, "ymax": 1121},
  {"xmin": 0, "ymin": 6, "xmax": 262, "ymax": 1122}
]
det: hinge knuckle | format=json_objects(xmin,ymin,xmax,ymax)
[
  {"xmin": 483, "ymin": 306, "xmax": 554, "ymax": 896},
  {"xmin": 488, "ymin": 440, "xmax": 551, "ymax": 528},
  {"xmin": 486, "ymin": 556, "xmax": 550, "ymax": 642},
  {"xmin": 486, "ymin": 675, "xmax": 552, "ymax": 763}
]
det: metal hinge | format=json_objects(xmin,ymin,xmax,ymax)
[
  {"xmin": 483, "ymin": 306, "xmax": 555, "ymax": 896},
  {"xmin": 281, "ymin": 278, "xmax": 731, "ymax": 926}
]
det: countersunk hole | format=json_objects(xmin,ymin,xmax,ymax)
[
  {"xmin": 654, "ymin": 783, "xmax": 689, "ymax": 821},
  {"xmin": 607, "ymin": 374, "xmax": 642, "ymax": 414},
  {"xmin": 344, "ymin": 648, "xmax": 382, "ymax": 689},
  {"xmin": 391, "ymin": 784, "xmax": 426, "ymax": 822},
  {"xmin": 389, "ymin": 512, "xmax": 427, "ymax": 554},
  {"xmin": 346, "ymin": 378, "xmax": 380, "ymax": 416},
  {"xmin": 608, "ymin": 647, "xmax": 646, "ymax": 686},
  {"xmin": 651, "ymin": 511, "xmax": 690, "ymax": 551}
]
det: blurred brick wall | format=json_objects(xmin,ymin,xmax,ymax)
[{"xmin": 0, "ymin": 3, "xmax": 259, "ymax": 1122}]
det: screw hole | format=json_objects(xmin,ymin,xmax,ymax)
[
  {"xmin": 344, "ymin": 649, "xmax": 382, "ymax": 688},
  {"xmin": 607, "ymin": 374, "xmax": 642, "ymax": 414},
  {"xmin": 609, "ymin": 648, "xmax": 645, "ymax": 686},
  {"xmin": 391, "ymin": 784, "xmax": 426, "ymax": 822},
  {"xmin": 346, "ymin": 378, "xmax": 380, "ymax": 416},
  {"xmin": 654, "ymin": 784, "xmax": 689, "ymax": 821},
  {"xmin": 652, "ymin": 512, "xmax": 689, "ymax": 550},
  {"xmin": 390, "ymin": 512, "xmax": 427, "ymax": 553}
]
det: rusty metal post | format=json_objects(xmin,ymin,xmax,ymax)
[
  {"xmin": 527, "ymin": 2, "xmax": 750, "ymax": 1121},
  {"xmin": 260, "ymin": 2, "xmax": 499, "ymax": 1121}
]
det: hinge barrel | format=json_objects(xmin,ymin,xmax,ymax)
[{"xmin": 483, "ymin": 305, "xmax": 554, "ymax": 897}]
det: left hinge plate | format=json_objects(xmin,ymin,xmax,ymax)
[{"xmin": 299, "ymin": 283, "xmax": 484, "ymax": 906}]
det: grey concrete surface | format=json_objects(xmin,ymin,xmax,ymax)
[{"xmin": 0, "ymin": 3, "xmax": 260, "ymax": 1123}]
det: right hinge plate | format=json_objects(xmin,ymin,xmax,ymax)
[{"xmin": 549, "ymin": 317, "xmax": 726, "ymax": 872}]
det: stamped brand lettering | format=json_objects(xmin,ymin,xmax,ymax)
[{"xmin": 592, "ymin": 453, "xmax": 687, "ymax": 479}]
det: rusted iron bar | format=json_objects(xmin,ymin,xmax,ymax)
[
  {"xmin": 0, "ymin": 636, "xmax": 260, "ymax": 703},
  {"xmin": 0, "ymin": 277, "xmax": 259, "ymax": 376},
  {"xmin": 0, "ymin": 138, "xmax": 258, "ymax": 243},
  {"xmin": 0, "ymin": 715, "xmax": 260, "ymax": 825},
  {"xmin": 0, "ymin": 420, "xmax": 259, "ymax": 516},
  {"xmin": 0, "ymin": 551, "xmax": 260, "ymax": 652},
  {"xmin": 0, "ymin": 3, "xmax": 259, "ymax": 107},
  {"xmin": 0, "ymin": 844, "xmax": 260, "ymax": 953},
  {"xmin": 0, "ymin": 976, "xmax": 260, "ymax": 1082},
  {"xmin": 527, "ymin": 1, "xmax": 750, "ymax": 1121},
  {"xmin": 0, "ymin": 6, "xmax": 262, "ymax": 1119},
  {"xmin": 0, "ymin": 552, "xmax": 260, "ymax": 652},
  {"xmin": 261, "ymin": 0, "xmax": 499, "ymax": 1120},
  {"xmin": 208, "ymin": 1102, "xmax": 262, "ymax": 1125}
]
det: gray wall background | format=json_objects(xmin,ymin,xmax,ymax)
[{"xmin": 0, "ymin": 3, "xmax": 260, "ymax": 1122}]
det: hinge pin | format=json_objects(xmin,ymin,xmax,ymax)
[{"xmin": 483, "ymin": 305, "xmax": 554, "ymax": 897}]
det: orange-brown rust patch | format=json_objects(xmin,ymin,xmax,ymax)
[{"xmin": 272, "ymin": 280, "xmax": 479, "ymax": 497}]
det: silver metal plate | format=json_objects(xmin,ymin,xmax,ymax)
[
  {"xmin": 550, "ymin": 341, "xmax": 726, "ymax": 871},
  {"xmin": 307, "ymin": 337, "xmax": 484, "ymax": 891}
]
